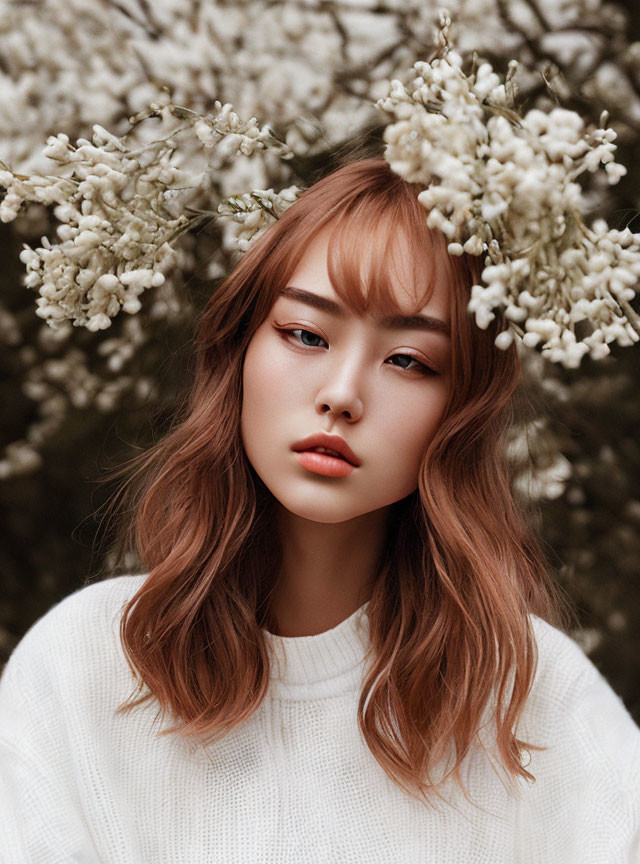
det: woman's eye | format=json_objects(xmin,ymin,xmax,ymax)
[
  {"xmin": 287, "ymin": 328, "xmax": 327, "ymax": 348},
  {"xmin": 277, "ymin": 327, "xmax": 436, "ymax": 375},
  {"xmin": 387, "ymin": 354, "xmax": 436, "ymax": 375}
]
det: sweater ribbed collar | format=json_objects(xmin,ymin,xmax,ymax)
[{"xmin": 262, "ymin": 601, "xmax": 371, "ymax": 698}]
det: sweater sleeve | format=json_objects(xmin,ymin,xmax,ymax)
[
  {"xmin": 518, "ymin": 616, "xmax": 640, "ymax": 864},
  {"xmin": 0, "ymin": 595, "xmax": 103, "ymax": 862},
  {"xmin": 571, "ymin": 657, "xmax": 640, "ymax": 863}
]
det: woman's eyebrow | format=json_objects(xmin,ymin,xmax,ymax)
[{"xmin": 279, "ymin": 286, "xmax": 451, "ymax": 336}]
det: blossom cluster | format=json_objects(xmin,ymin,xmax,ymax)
[
  {"xmin": 377, "ymin": 16, "xmax": 640, "ymax": 368},
  {"xmin": 0, "ymin": 102, "xmax": 292, "ymax": 331},
  {"xmin": 217, "ymin": 187, "xmax": 302, "ymax": 252}
]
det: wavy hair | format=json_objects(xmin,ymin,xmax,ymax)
[{"xmin": 107, "ymin": 158, "xmax": 572, "ymax": 806}]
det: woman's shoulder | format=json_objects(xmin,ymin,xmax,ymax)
[
  {"xmin": 528, "ymin": 613, "xmax": 601, "ymax": 695},
  {"xmin": 524, "ymin": 613, "xmax": 640, "ymax": 790},
  {"xmin": 527, "ymin": 613, "xmax": 633, "ymax": 707},
  {"xmin": 0, "ymin": 575, "xmax": 150, "ymax": 789},
  {"xmin": 1, "ymin": 574, "xmax": 147, "ymax": 689}
]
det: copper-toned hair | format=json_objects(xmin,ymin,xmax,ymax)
[{"xmin": 108, "ymin": 158, "xmax": 571, "ymax": 806}]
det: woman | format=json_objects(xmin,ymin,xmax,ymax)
[{"xmin": 1, "ymin": 158, "xmax": 639, "ymax": 862}]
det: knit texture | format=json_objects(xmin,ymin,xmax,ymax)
[{"xmin": 1, "ymin": 574, "xmax": 639, "ymax": 863}]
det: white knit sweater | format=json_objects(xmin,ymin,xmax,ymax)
[{"xmin": 1, "ymin": 574, "xmax": 639, "ymax": 863}]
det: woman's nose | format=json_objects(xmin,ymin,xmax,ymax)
[{"xmin": 314, "ymin": 358, "xmax": 365, "ymax": 422}]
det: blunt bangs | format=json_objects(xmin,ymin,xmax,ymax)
[{"xmin": 324, "ymin": 189, "xmax": 458, "ymax": 321}]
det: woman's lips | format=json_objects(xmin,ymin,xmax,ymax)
[{"xmin": 294, "ymin": 450, "xmax": 356, "ymax": 477}]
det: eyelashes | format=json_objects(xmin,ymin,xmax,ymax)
[{"xmin": 275, "ymin": 327, "xmax": 438, "ymax": 376}]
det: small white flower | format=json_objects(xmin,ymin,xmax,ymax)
[
  {"xmin": 494, "ymin": 330, "xmax": 515, "ymax": 350},
  {"xmin": 86, "ymin": 313, "xmax": 112, "ymax": 332}
]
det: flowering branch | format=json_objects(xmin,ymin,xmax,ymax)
[
  {"xmin": 216, "ymin": 187, "xmax": 303, "ymax": 252},
  {"xmin": 0, "ymin": 102, "xmax": 293, "ymax": 331}
]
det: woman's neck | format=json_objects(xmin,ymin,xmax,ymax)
[{"xmin": 269, "ymin": 503, "xmax": 389, "ymax": 636}]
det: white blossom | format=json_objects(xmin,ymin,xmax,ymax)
[{"xmin": 507, "ymin": 415, "xmax": 573, "ymax": 501}]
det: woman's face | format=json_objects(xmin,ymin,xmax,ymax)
[{"xmin": 240, "ymin": 224, "xmax": 453, "ymax": 524}]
